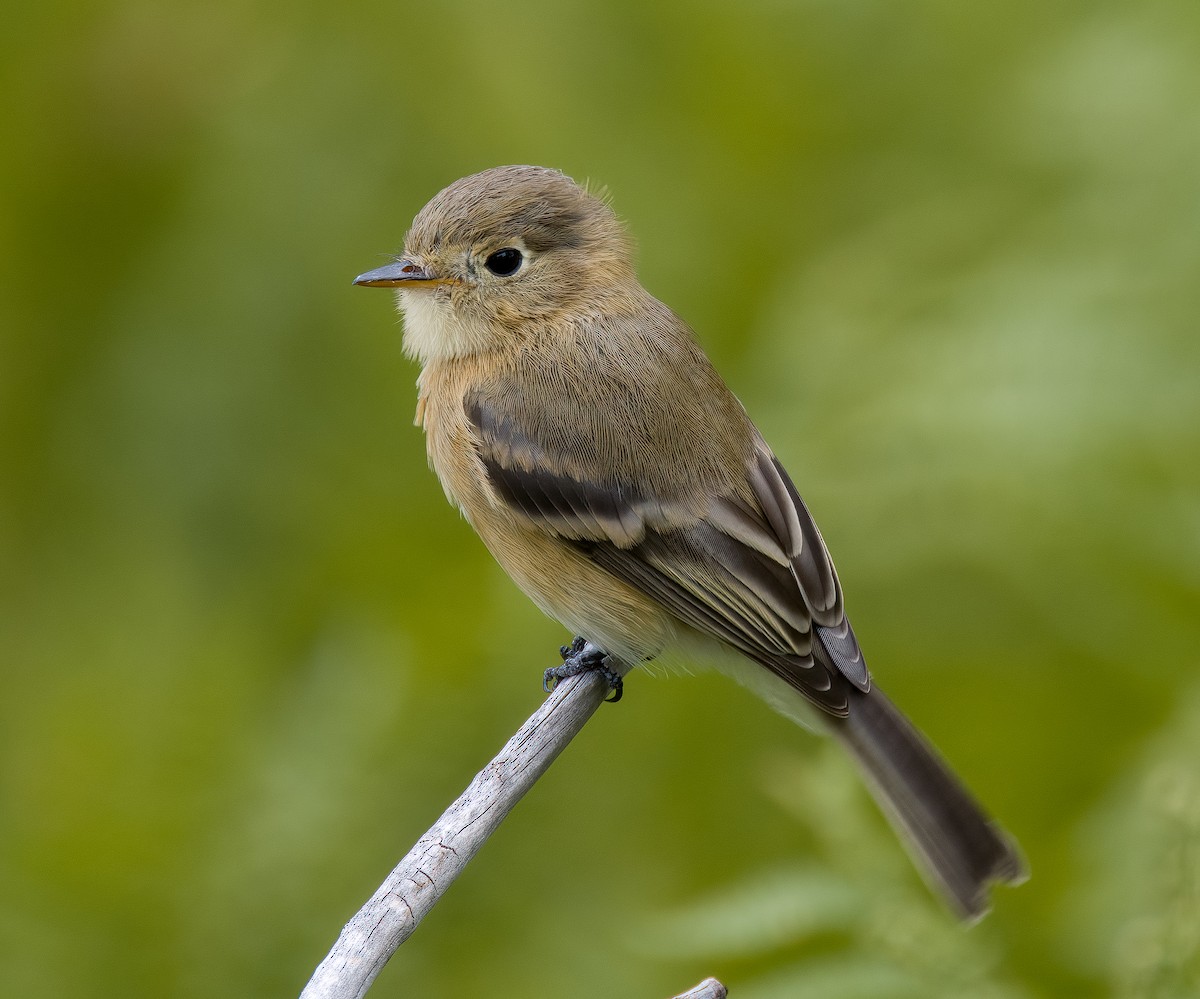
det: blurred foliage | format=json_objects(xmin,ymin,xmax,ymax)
[
  {"xmin": 2, "ymin": 0, "xmax": 1199, "ymax": 996},
  {"xmin": 1065, "ymin": 684, "xmax": 1200, "ymax": 997}
]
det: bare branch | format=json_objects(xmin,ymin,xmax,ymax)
[
  {"xmin": 301, "ymin": 669, "xmax": 611, "ymax": 999},
  {"xmin": 300, "ymin": 665, "xmax": 727, "ymax": 998},
  {"xmin": 670, "ymin": 978, "xmax": 729, "ymax": 999}
]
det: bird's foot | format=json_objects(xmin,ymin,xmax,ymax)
[{"xmin": 544, "ymin": 636, "xmax": 623, "ymax": 702}]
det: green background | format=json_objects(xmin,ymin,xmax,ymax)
[{"xmin": 3, "ymin": 1, "xmax": 1199, "ymax": 996}]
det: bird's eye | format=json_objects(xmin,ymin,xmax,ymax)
[{"xmin": 484, "ymin": 248, "xmax": 523, "ymax": 277}]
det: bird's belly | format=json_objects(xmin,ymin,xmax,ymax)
[
  {"xmin": 417, "ymin": 371, "xmax": 673, "ymax": 668},
  {"xmin": 472, "ymin": 511, "xmax": 673, "ymax": 670}
]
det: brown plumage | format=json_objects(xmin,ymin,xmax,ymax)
[{"xmin": 355, "ymin": 164, "xmax": 1025, "ymax": 918}]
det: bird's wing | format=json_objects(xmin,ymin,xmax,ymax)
[{"xmin": 464, "ymin": 386, "xmax": 869, "ymax": 715}]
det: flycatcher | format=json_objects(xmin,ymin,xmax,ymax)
[{"xmin": 354, "ymin": 165, "xmax": 1024, "ymax": 918}]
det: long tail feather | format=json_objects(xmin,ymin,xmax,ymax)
[{"xmin": 832, "ymin": 685, "xmax": 1026, "ymax": 919}]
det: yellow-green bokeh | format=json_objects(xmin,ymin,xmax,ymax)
[{"xmin": 2, "ymin": 1, "xmax": 1198, "ymax": 996}]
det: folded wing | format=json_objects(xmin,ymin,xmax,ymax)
[{"xmin": 465, "ymin": 392, "xmax": 870, "ymax": 714}]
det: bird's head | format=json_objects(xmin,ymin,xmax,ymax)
[{"xmin": 355, "ymin": 165, "xmax": 635, "ymax": 363}]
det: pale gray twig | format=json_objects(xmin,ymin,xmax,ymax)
[
  {"xmin": 300, "ymin": 668, "xmax": 725, "ymax": 998},
  {"xmin": 671, "ymin": 977, "xmax": 729, "ymax": 999}
]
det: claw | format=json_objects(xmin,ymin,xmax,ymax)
[{"xmin": 544, "ymin": 637, "xmax": 623, "ymax": 702}]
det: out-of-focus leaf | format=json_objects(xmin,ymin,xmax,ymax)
[{"xmin": 632, "ymin": 865, "xmax": 862, "ymax": 959}]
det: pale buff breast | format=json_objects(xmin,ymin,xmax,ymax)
[{"xmin": 415, "ymin": 359, "xmax": 675, "ymax": 669}]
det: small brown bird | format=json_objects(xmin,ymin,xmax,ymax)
[{"xmin": 355, "ymin": 165, "xmax": 1024, "ymax": 918}]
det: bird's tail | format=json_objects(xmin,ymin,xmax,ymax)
[{"xmin": 831, "ymin": 685, "xmax": 1026, "ymax": 919}]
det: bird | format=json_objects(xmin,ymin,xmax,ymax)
[{"xmin": 354, "ymin": 164, "xmax": 1025, "ymax": 918}]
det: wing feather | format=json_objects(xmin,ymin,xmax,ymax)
[{"xmin": 465, "ymin": 390, "xmax": 869, "ymax": 713}]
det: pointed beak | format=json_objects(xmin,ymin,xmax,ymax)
[{"xmin": 353, "ymin": 258, "xmax": 443, "ymax": 288}]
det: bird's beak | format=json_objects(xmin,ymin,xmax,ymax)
[{"xmin": 353, "ymin": 259, "xmax": 445, "ymax": 288}]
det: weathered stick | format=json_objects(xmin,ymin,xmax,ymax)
[
  {"xmin": 300, "ymin": 668, "xmax": 726, "ymax": 998},
  {"xmin": 671, "ymin": 978, "xmax": 728, "ymax": 999}
]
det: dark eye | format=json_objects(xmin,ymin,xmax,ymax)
[{"xmin": 484, "ymin": 247, "xmax": 523, "ymax": 276}]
